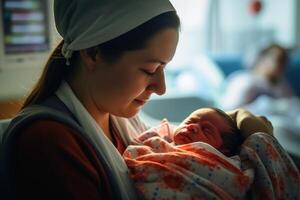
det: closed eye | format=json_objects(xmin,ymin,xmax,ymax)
[
  {"xmin": 141, "ymin": 69, "xmax": 155, "ymax": 75},
  {"xmin": 202, "ymin": 125, "xmax": 212, "ymax": 136},
  {"xmin": 141, "ymin": 64, "xmax": 166, "ymax": 76},
  {"xmin": 186, "ymin": 116, "xmax": 201, "ymax": 124}
]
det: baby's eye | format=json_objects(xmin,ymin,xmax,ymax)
[
  {"xmin": 202, "ymin": 127, "xmax": 211, "ymax": 134},
  {"xmin": 187, "ymin": 117, "xmax": 201, "ymax": 124}
]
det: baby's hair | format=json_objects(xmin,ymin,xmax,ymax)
[{"xmin": 210, "ymin": 107, "xmax": 243, "ymax": 156}]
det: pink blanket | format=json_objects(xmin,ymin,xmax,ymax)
[{"xmin": 123, "ymin": 124, "xmax": 300, "ymax": 199}]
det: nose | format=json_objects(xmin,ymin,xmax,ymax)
[{"xmin": 147, "ymin": 67, "xmax": 166, "ymax": 95}]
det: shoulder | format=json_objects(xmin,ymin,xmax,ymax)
[
  {"xmin": 14, "ymin": 120, "xmax": 112, "ymax": 199},
  {"xmin": 224, "ymin": 71, "xmax": 258, "ymax": 93},
  {"xmin": 15, "ymin": 119, "xmax": 102, "ymax": 180},
  {"xmin": 228, "ymin": 70, "xmax": 255, "ymax": 81},
  {"xmin": 18, "ymin": 120, "xmax": 83, "ymax": 146},
  {"xmin": 15, "ymin": 120, "xmax": 97, "ymax": 162}
]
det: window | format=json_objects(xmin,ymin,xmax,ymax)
[
  {"xmin": 163, "ymin": 0, "xmax": 224, "ymax": 104},
  {"xmin": 163, "ymin": 0, "xmax": 297, "ymax": 101}
]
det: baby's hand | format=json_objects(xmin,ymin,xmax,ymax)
[
  {"xmin": 134, "ymin": 119, "xmax": 175, "ymax": 144},
  {"xmin": 134, "ymin": 130, "xmax": 160, "ymax": 143}
]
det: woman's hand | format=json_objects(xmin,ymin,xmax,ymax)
[{"xmin": 226, "ymin": 109, "xmax": 273, "ymax": 139}]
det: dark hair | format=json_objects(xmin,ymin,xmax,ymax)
[
  {"xmin": 212, "ymin": 108, "xmax": 243, "ymax": 156},
  {"xmin": 252, "ymin": 43, "xmax": 288, "ymax": 69},
  {"xmin": 23, "ymin": 11, "xmax": 180, "ymax": 108}
]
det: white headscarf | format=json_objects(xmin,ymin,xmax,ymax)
[{"xmin": 54, "ymin": 0, "xmax": 175, "ymax": 63}]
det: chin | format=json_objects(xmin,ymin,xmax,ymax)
[
  {"xmin": 114, "ymin": 108, "xmax": 140, "ymax": 118},
  {"xmin": 123, "ymin": 112, "xmax": 138, "ymax": 118}
]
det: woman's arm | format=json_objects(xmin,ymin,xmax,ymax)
[
  {"xmin": 226, "ymin": 109, "xmax": 273, "ymax": 139},
  {"xmin": 14, "ymin": 120, "xmax": 112, "ymax": 200}
]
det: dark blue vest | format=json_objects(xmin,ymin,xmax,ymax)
[{"xmin": 0, "ymin": 96, "xmax": 122, "ymax": 200}]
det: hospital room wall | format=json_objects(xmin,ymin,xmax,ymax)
[
  {"xmin": 217, "ymin": 0, "xmax": 298, "ymax": 53},
  {"xmin": 295, "ymin": 0, "xmax": 300, "ymax": 48},
  {"xmin": 0, "ymin": 1, "xmax": 61, "ymax": 119},
  {"xmin": 1, "ymin": 0, "xmax": 300, "ymax": 119}
]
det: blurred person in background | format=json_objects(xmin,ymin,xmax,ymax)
[{"xmin": 222, "ymin": 43, "xmax": 295, "ymax": 110}]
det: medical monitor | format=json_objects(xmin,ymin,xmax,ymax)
[{"xmin": 0, "ymin": 0, "xmax": 52, "ymax": 68}]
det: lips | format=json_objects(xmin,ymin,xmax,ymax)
[
  {"xmin": 134, "ymin": 99, "xmax": 148, "ymax": 105},
  {"xmin": 174, "ymin": 128, "xmax": 194, "ymax": 145}
]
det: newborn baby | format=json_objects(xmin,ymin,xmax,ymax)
[
  {"xmin": 135, "ymin": 107, "xmax": 243, "ymax": 156},
  {"xmin": 173, "ymin": 107, "xmax": 243, "ymax": 156},
  {"xmin": 125, "ymin": 108, "xmax": 300, "ymax": 199}
]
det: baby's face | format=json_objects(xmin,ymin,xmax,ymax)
[{"xmin": 173, "ymin": 108, "xmax": 232, "ymax": 149}]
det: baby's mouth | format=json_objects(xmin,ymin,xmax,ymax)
[
  {"xmin": 181, "ymin": 133, "xmax": 193, "ymax": 142},
  {"xmin": 175, "ymin": 128, "xmax": 194, "ymax": 143}
]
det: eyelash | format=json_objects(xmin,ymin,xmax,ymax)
[
  {"xmin": 203, "ymin": 127, "xmax": 210, "ymax": 133},
  {"xmin": 142, "ymin": 69, "xmax": 155, "ymax": 76}
]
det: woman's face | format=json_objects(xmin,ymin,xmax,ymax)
[
  {"xmin": 259, "ymin": 48, "xmax": 287, "ymax": 81},
  {"xmin": 87, "ymin": 28, "xmax": 178, "ymax": 118}
]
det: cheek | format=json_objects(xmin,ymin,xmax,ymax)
[
  {"xmin": 215, "ymin": 138, "xmax": 223, "ymax": 148},
  {"xmin": 115, "ymin": 72, "xmax": 148, "ymax": 99},
  {"xmin": 209, "ymin": 132, "xmax": 223, "ymax": 149},
  {"xmin": 174, "ymin": 133, "xmax": 190, "ymax": 145},
  {"xmin": 193, "ymin": 132, "xmax": 210, "ymax": 144},
  {"xmin": 93, "ymin": 69, "xmax": 148, "ymax": 106}
]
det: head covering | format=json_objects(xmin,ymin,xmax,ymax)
[{"xmin": 54, "ymin": 0, "xmax": 175, "ymax": 64}]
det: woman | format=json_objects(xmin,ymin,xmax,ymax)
[
  {"xmin": 222, "ymin": 43, "xmax": 295, "ymax": 110},
  {"xmin": 2, "ymin": 1, "xmax": 179, "ymax": 199},
  {"xmin": 1, "ymin": 1, "xmax": 288, "ymax": 200}
]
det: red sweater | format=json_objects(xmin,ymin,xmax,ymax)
[{"xmin": 14, "ymin": 120, "xmax": 125, "ymax": 200}]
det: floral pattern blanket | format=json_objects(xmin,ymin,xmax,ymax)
[{"xmin": 123, "ymin": 124, "xmax": 300, "ymax": 200}]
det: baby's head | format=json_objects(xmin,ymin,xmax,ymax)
[{"xmin": 173, "ymin": 108, "xmax": 242, "ymax": 156}]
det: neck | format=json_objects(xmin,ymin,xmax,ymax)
[
  {"xmin": 68, "ymin": 78, "xmax": 113, "ymax": 140},
  {"xmin": 96, "ymin": 113, "xmax": 112, "ymax": 140}
]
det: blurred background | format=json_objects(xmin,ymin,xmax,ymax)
[{"xmin": 0, "ymin": 0, "xmax": 300, "ymax": 163}]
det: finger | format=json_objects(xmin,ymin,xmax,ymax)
[
  {"xmin": 161, "ymin": 118, "xmax": 169, "ymax": 123},
  {"xmin": 225, "ymin": 108, "xmax": 240, "ymax": 115},
  {"xmin": 258, "ymin": 115, "xmax": 273, "ymax": 126},
  {"xmin": 225, "ymin": 109, "xmax": 240, "ymax": 120},
  {"xmin": 258, "ymin": 115, "xmax": 268, "ymax": 121},
  {"xmin": 258, "ymin": 115, "xmax": 274, "ymax": 133}
]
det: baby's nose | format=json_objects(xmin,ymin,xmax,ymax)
[{"xmin": 186, "ymin": 123, "xmax": 201, "ymax": 133}]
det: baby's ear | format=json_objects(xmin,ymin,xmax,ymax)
[{"xmin": 201, "ymin": 121, "xmax": 215, "ymax": 133}]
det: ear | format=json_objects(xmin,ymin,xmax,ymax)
[
  {"xmin": 201, "ymin": 121, "xmax": 223, "ymax": 148},
  {"xmin": 201, "ymin": 121, "xmax": 217, "ymax": 135},
  {"xmin": 79, "ymin": 50, "xmax": 97, "ymax": 71}
]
